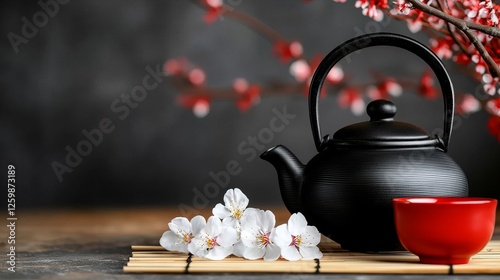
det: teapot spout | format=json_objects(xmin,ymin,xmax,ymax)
[{"xmin": 260, "ymin": 145, "xmax": 304, "ymax": 214}]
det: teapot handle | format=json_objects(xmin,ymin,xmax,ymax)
[{"xmin": 309, "ymin": 32, "xmax": 454, "ymax": 152}]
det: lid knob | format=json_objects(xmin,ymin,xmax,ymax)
[{"xmin": 367, "ymin": 99, "xmax": 396, "ymax": 121}]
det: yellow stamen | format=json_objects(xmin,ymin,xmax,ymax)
[
  {"xmin": 291, "ymin": 235, "xmax": 302, "ymax": 247},
  {"xmin": 295, "ymin": 235, "xmax": 302, "ymax": 245},
  {"xmin": 259, "ymin": 235, "xmax": 267, "ymax": 244},
  {"xmin": 183, "ymin": 233, "xmax": 192, "ymax": 243},
  {"xmin": 233, "ymin": 208, "xmax": 242, "ymax": 219},
  {"xmin": 206, "ymin": 237, "xmax": 218, "ymax": 248}
]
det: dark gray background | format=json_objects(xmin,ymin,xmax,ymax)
[{"xmin": 1, "ymin": 0, "xmax": 499, "ymax": 210}]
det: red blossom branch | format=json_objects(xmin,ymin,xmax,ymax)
[
  {"xmin": 406, "ymin": 0, "xmax": 500, "ymax": 78},
  {"xmin": 435, "ymin": 0, "xmax": 470, "ymax": 56},
  {"xmin": 165, "ymin": 0, "xmax": 500, "ymax": 141}
]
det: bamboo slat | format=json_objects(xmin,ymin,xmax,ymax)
[{"xmin": 124, "ymin": 240, "xmax": 500, "ymax": 274}]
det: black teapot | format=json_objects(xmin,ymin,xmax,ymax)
[{"xmin": 260, "ymin": 33, "xmax": 468, "ymax": 252}]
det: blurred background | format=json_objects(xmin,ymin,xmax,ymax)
[{"xmin": 1, "ymin": 0, "xmax": 499, "ymax": 210}]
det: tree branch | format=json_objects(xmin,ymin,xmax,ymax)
[
  {"xmin": 436, "ymin": 0, "xmax": 471, "ymax": 56},
  {"xmin": 407, "ymin": 0, "xmax": 500, "ymax": 36},
  {"xmin": 407, "ymin": 0, "xmax": 500, "ymax": 78}
]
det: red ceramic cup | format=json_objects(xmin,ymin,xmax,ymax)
[{"xmin": 393, "ymin": 197, "xmax": 497, "ymax": 264}]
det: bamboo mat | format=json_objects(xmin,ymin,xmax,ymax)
[{"xmin": 123, "ymin": 239, "xmax": 500, "ymax": 274}]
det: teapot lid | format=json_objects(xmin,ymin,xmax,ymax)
[{"xmin": 332, "ymin": 100, "xmax": 433, "ymax": 145}]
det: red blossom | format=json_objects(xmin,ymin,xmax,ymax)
[
  {"xmin": 188, "ymin": 68, "xmax": 206, "ymax": 86},
  {"xmin": 233, "ymin": 78, "xmax": 261, "ymax": 112},
  {"xmin": 487, "ymin": 116, "xmax": 500, "ymax": 142},
  {"xmin": 472, "ymin": 54, "xmax": 487, "ymax": 74},
  {"xmin": 392, "ymin": 0, "xmax": 412, "ymax": 15},
  {"xmin": 289, "ymin": 54, "xmax": 343, "ymax": 98},
  {"xmin": 407, "ymin": 9, "xmax": 425, "ymax": 33},
  {"xmin": 273, "ymin": 40, "xmax": 303, "ymax": 63},
  {"xmin": 486, "ymin": 97, "xmax": 500, "ymax": 116},
  {"xmin": 367, "ymin": 78, "xmax": 402, "ymax": 100},
  {"xmin": 338, "ymin": 87, "xmax": 360, "ymax": 107},
  {"xmin": 178, "ymin": 95, "xmax": 211, "ymax": 118},
  {"xmin": 308, "ymin": 54, "xmax": 343, "ymax": 85},
  {"xmin": 465, "ymin": 0, "xmax": 499, "ymax": 27},
  {"xmin": 289, "ymin": 59, "xmax": 311, "ymax": 82},
  {"xmin": 355, "ymin": 0, "xmax": 388, "ymax": 21},
  {"xmin": 163, "ymin": 57, "xmax": 206, "ymax": 86},
  {"xmin": 163, "ymin": 58, "xmax": 188, "ymax": 75},
  {"xmin": 456, "ymin": 94, "xmax": 481, "ymax": 115},
  {"xmin": 235, "ymin": 84, "xmax": 261, "ymax": 112},
  {"xmin": 454, "ymin": 53, "xmax": 471, "ymax": 65},
  {"xmin": 419, "ymin": 71, "xmax": 438, "ymax": 99},
  {"xmin": 177, "ymin": 94, "xmax": 209, "ymax": 107},
  {"xmin": 427, "ymin": 15, "xmax": 445, "ymax": 30},
  {"xmin": 489, "ymin": 39, "xmax": 500, "ymax": 57},
  {"xmin": 202, "ymin": 0, "xmax": 223, "ymax": 24},
  {"xmin": 338, "ymin": 87, "xmax": 365, "ymax": 115},
  {"xmin": 430, "ymin": 37, "xmax": 454, "ymax": 60},
  {"xmin": 482, "ymin": 74, "xmax": 499, "ymax": 95},
  {"xmin": 289, "ymin": 54, "xmax": 343, "ymax": 84}
]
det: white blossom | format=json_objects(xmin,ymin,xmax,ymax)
[
  {"xmin": 212, "ymin": 188, "xmax": 253, "ymax": 229},
  {"xmin": 240, "ymin": 209, "xmax": 281, "ymax": 261},
  {"xmin": 275, "ymin": 213, "xmax": 323, "ymax": 261},
  {"xmin": 188, "ymin": 216, "xmax": 238, "ymax": 260},
  {"xmin": 159, "ymin": 215, "xmax": 206, "ymax": 253}
]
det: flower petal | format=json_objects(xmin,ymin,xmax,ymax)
[
  {"xmin": 223, "ymin": 188, "xmax": 250, "ymax": 212},
  {"xmin": 241, "ymin": 228, "xmax": 259, "ymax": 247},
  {"xmin": 222, "ymin": 217, "xmax": 240, "ymax": 230},
  {"xmin": 205, "ymin": 216, "xmax": 222, "ymax": 237},
  {"xmin": 187, "ymin": 240, "xmax": 197, "ymax": 255},
  {"xmin": 217, "ymin": 226, "xmax": 238, "ymax": 247},
  {"xmin": 233, "ymin": 188, "xmax": 249, "ymax": 209},
  {"xmin": 213, "ymin": 203, "xmax": 231, "ymax": 219},
  {"xmin": 243, "ymin": 247, "xmax": 265, "ymax": 260},
  {"xmin": 270, "ymin": 227, "xmax": 277, "ymax": 241},
  {"xmin": 288, "ymin": 213, "xmax": 307, "ymax": 236},
  {"xmin": 206, "ymin": 246, "xmax": 233, "ymax": 260},
  {"xmin": 233, "ymin": 241, "xmax": 246, "ymax": 257},
  {"xmin": 160, "ymin": 231, "xmax": 187, "ymax": 253},
  {"xmin": 168, "ymin": 217, "xmax": 191, "ymax": 236},
  {"xmin": 281, "ymin": 245, "xmax": 302, "ymax": 261},
  {"xmin": 222, "ymin": 189, "xmax": 235, "ymax": 208},
  {"xmin": 243, "ymin": 207, "xmax": 260, "ymax": 219},
  {"xmin": 190, "ymin": 215, "xmax": 206, "ymax": 236},
  {"xmin": 274, "ymin": 224, "xmax": 292, "ymax": 248},
  {"xmin": 263, "ymin": 243, "xmax": 281, "ymax": 261},
  {"xmin": 299, "ymin": 246, "xmax": 323, "ymax": 260},
  {"xmin": 240, "ymin": 213, "xmax": 258, "ymax": 232},
  {"xmin": 261, "ymin": 210, "xmax": 276, "ymax": 232},
  {"xmin": 188, "ymin": 237, "xmax": 208, "ymax": 257},
  {"xmin": 300, "ymin": 226, "xmax": 321, "ymax": 246}
]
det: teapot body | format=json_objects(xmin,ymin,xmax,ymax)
[{"xmin": 301, "ymin": 146, "xmax": 468, "ymax": 252}]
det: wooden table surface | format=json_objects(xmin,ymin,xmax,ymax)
[{"xmin": 1, "ymin": 207, "xmax": 499, "ymax": 280}]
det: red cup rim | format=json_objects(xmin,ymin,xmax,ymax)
[{"xmin": 393, "ymin": 197, "xmax": 497, "ymax": 205}]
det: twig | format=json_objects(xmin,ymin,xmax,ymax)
[
  {"xmin": 407, "ymin": 0, "xmax": 500, "ymax": 78},
  {"xmin": 436, "ymin": 0, "xmax": 471, "ymax": 56},
  {"xmin": 178, "ymin": 81, "xmax": 305, "ymax": 99},
  {"xmin": 221, "ymin": 7, "xmax": 284, "ymax": 44},
  {"xmin": 408, "ymin": 0, "xmax": 500, "ymax": 36},
  {"xmin": 172, "ymin": 75, "xmax": 424, "ymax": 101},
  {"xmin": 191, "ymin": 0, "xmax": 284, "ymax": 43}
]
